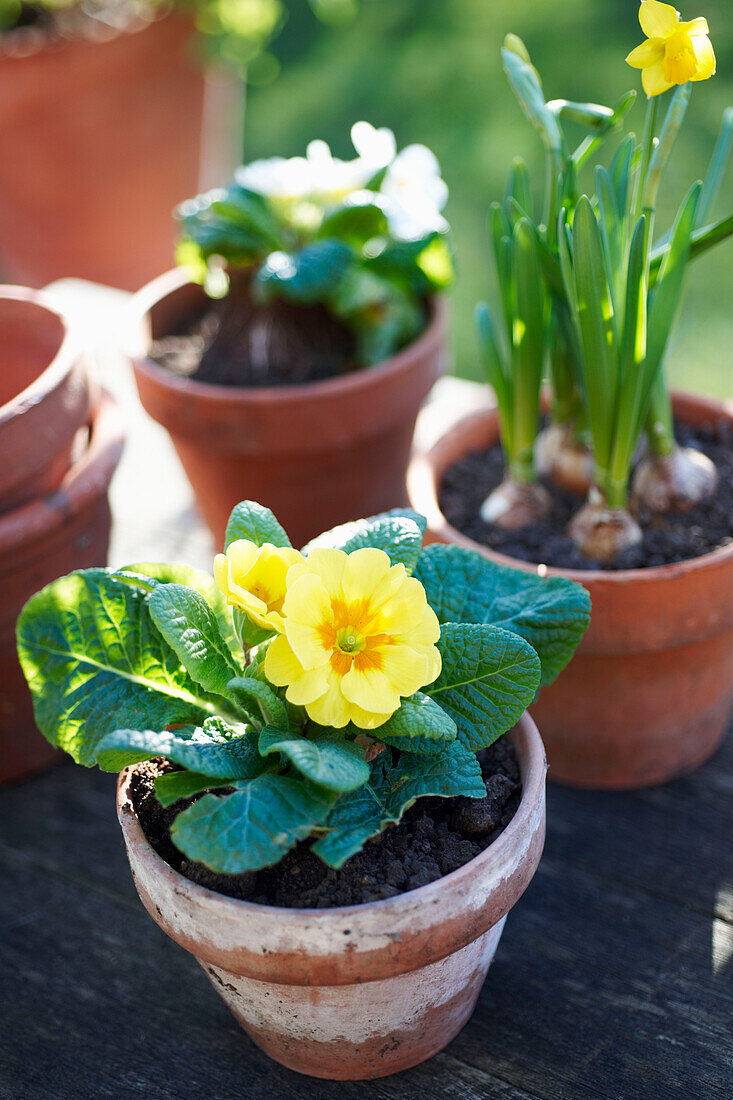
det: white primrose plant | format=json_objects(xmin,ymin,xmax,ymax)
[
  {"xmin": 175, "ymin": 123, "xmax": 453, "ymax": 367},
  {"xmin": 17, "ymin": 503, "xmax": 589, "ymax": 876}
]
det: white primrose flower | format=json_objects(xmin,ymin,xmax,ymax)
[
  {"xmin": 350, "ymin": 121, "xmax": 397, "ymax": 176},
  {"xmin": 380, "ymin": 144, "xmax": 449, "ymax": 240}
]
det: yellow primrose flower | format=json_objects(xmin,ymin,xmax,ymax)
[
  {"xmin": 627, "ymin": 2, "xmax": 716, "ymax": 97},
  {"xmin": 263, "ymin": 547, "xmax": 442, "ymax": 730},
  {"xmin": 214, "ymin": 540, "xmax": 304, "ymax": 633}
]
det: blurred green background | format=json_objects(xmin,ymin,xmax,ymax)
[{"xmin": 245, "ymin": 0, "xmax": 733, "ymax": 397}]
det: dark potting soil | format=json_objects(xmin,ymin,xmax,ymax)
[
  {"xmin": 149, "ymin": 281, "xmax": 358, "ymax": 388},
  {"xmin": 130, "ymin": 738, "xmax": 522, "ymax": 909},
  {"xmin": 440, "ymin": 420, "xmax": 733, "ymax": 571}
]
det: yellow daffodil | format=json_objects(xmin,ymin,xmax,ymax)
[
  {"xmin": 627, "ymin": 2, "xmax": 716, "ymax": 97},
  {"xmin": 263, "ymin": 547, "xmax": 442, "ymax": 729},
  {"xmin": 214, "ymin": 540, "xmax": 304, "ymax": 633}
]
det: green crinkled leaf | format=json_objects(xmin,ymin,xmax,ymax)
[
  {"xmin": 376, "ymin": 691, "xmax": 456, "ymax": 743},
  {"xmin": 259, "ymin": 726, "xmax": 370, "ymax": 793},
  {"xmin": 318, "ymin": 193, "xmax": 389, "ymax": 243},
  {"xmin": 225, "ymin": 500, "xmax": 291, "ymax": 551},
  {"xmin": 176, "ymin": 183, "xmax": 283, "ymax": 263},
  {"xmin": 148, "ymin": 583, "xmax": 240, "ymax": 698},
  {"xmin": 255, "ymin": 240, "xmax": 354, "ymax": 306},
  {"xmin": 310, "ymin": 764, "xmax": 391, "ymax": 869},
  {"xmin": 16, "ymin": 570, "xmax": 218, "ymax": 766},
  {"xmin": 303, "ymin": 510, "xmax": 426, "ymax": 572},
  {"xmin": 154, "ymin": 770, "xmax": 233, "ymax": 808},
  {"xmin": 170, "ymin": 774, "xmax": 333, "ymax": 873},
  {"xmin": 312, "ymin": 740, "xmax": 485, "ymax": 869},
  {"xmin": 414, "ymin": 545, "xmax": 590, "ymax": 685},
  {"xmin": 94, "ymin": 721, "xmax": 262, "ymax": 778},
  {"xmin": 227, "ymin": 675, "xmax": 289, "ymax": 729},
  {"xmin": 117, "ymin": 561, "xmax": 239, "ymax": 657},
  {"xmin": 426, "ymin": 623, "xmax": 540, "ymax": 752},
  {"xmin": 385, "ymin": 740, "xmax": 485, "ymax": 816}
]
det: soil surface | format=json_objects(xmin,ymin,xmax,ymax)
[
  {"xmin": 149, "ymin": 278, "xmax": 357, "ymax": 388},
  {"xmin": 440, "ymin": 420, "xmax": 733, "ymax": 571},
  {"xmin": 130, "ymin": 738, "xmax": 522, "ymax": 909}
]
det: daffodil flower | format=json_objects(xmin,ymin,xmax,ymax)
[
  {"xmin": 626, "ymin": 1, "xmax": 716, "ymax": 97},
  {"xmin": 214, "ymin": 540, "xmax": 304, "ymax": 633},
  {"xmin": 263, "ymin": 547, "xmax": 442, "ymax": 729}
]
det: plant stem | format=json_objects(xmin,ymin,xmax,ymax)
[
  {"xmin": 631, "ymin": 97, "xmax": 661, "ymax": 229},
  {"xmin": 644, "ymin": 369, "xmax": 676, "ymax": 457}
]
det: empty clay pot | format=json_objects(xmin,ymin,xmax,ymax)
[
  {"xmin": 1, "ymin": 391, "xmax": 124, "ymax": 785},
  {"xmin": 129, "ymin": 269, "xmax": 446, "ymax": 548},
  {"xmin": 407, "ymin": 393, "xmax": 733, "ymax": 790},
  {"xmin": 0, "ymin": 15, "xmax": 211, "ymax": 289},
  {"xmin": 117, "ymin": 714, "xmax": 546, "ymax": 1080},
  {"xmin": 0, "ymin": 286, "xmax": 93, "ymax": 514}
]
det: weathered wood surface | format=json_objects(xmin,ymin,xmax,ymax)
[{"xmin": 0, "ymin": 282, "xmax": 731, "ymax": 1099}]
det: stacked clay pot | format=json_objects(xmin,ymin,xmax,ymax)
[{"xmin": 0, "ymin": 287, "xmax": 124, "ymax": 784}]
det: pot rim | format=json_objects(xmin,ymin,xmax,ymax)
[
  {"xmin": 127, "ymin": 266, "xmax": 445, "ymax": 406},
  {"xmin": 408, "ymin": 392, "xmax": 733, "ymax": 587},
  {"xmin": 0, "ymin": 285, "xmax": 81, "ymax": 428},
  {"xmin": 0, "ymin": 388, "xmax": 124, "ymax": 554},
  {"xmin": 116, "ymin": 711, "xmax": 546, "ymax": 923},
  {"xmin": 0, "ymin": 7, "xmax": 170, "ymax": 61}
]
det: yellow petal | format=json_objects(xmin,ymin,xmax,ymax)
[
  {"xmin": 263, "ymin": 633, "xmax": 306, "ymax": 686},
  {"xmin": 305, "ymin": 676, "xmax": 353, "ymax": 728},
  {"xmin": 285, "ymin": 666, "xmax": 330, "ymax": 706},
  {"xmin": 690, "ymin": 33, "xmax": 716, "ymax": 80},
  {"xmin": 346, "ymin": 703, "xmax": 394, "ymax": 730},
  {"xmin": 642, "ymin": 58, "xmax": 673, "ymax": 96},
  {"xmin": 626, "ymin": 37, "xmax": 665, "ymax": 67},
  {"xmin": 304, "ymin": 547, "xmax": 347, "ymax": 599},
  {"xmin": 376, "ymin": 575, "xmax": 432, "ymax": 634},
  {"xmin": 225, "ymin": 539, "xmax": 260, "ymax": 580},
  {"xmin": 285, "ymin": 562, "xmax": 307, "ymax": 587},
  {"xmin": 283, "ymin": 574, "xmax": 333, "ymax": 668},
  {"xmin": 680, "ymin": 16, "xmax": 708, "ymax": 36},
  {"xmin": 341, "ymin": 665, "xmax": 401, "ymax": 714},
  {"xmin": 341, "ymin": 548, "xmax": 393, "ymax": 604},
  {"xmin": 213, "ymin": 554, "xmax": 228, "ymax": 595},
  {"xmin": 639, "ymin": 1, "xmax": 680, "ymax": 39},
  {"xmin": 375, "ymin": 644, "xmax": 430, "ymax": 696}
]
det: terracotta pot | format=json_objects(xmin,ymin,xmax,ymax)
[
  {"xmin": 0, "ymin": 15, "xmax": 215, "ymax": 289},
  {"xmin": 407, "ymin": 392, "xmax": 733, "ymax": 790},
  {"xmin": 117, "ymin": 714, "xmax": 546, "ymax": 1080},
  {"xmin": 0, "ymin": 286, "xmax": 93, "ymax": 514},
  {"xmin": 0, "ymin": 391, "xmax": 124, "ymax": 786},
  {"xmin": 128, "ymin": 270, "xmax": 447, "ymax": 548}
]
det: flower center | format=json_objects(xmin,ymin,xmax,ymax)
[
  {"xmin": 335, "ymin": 627, "xmax": 366, "ymax": 656},
  {"xmin": 664, "ymin": 29, "xmax": 697, "ymax": 83}
]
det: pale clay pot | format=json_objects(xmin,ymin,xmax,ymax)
[{"xmin": 116, "ymin": 715, "xmax": 547, "ymax": 1080}]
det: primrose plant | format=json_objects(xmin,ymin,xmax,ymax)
[
  {"xmin": 17, "ymin": 503, "xmax": 588, "ymax": 876},
  {"xmin": 176, "ymin": 122, "xmax": 453, "ymax": 368},
  {"xmin": 478, "ymin": 7, "xmax": 733, "ymax": 563}
]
